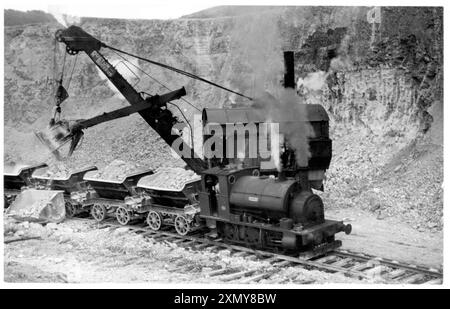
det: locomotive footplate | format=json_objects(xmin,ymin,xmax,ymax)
[
  {"xmin": 298, "ymin": 240, "xmax": 342, "ymax": 259},
  {"xmin": 202, "ymin": 215, "xmax": 351, "ymax": 254}
]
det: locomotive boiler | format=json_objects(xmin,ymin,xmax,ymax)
[{"xmin": 229, "ymin": 176, "xmax": 324, "ymax": 225}]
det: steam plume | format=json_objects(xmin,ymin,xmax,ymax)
[
  {"xmin": 298, "ymin": 34, "xmax": 355, "ymax": 93},
  {"xmin": 48, "ymin": 5, "xmax": 81, "ymax": 28},
  {"xmin": 228, "ymin": 13, "xmax": 313, "ymax": 168},
  {"xmin": 253, "ymin": 90, "xmax": 313, "ymax": 168}
]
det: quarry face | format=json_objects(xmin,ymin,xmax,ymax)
[{"xmin": 3, "ymin": 6, "xmax": 443, "ymax": 284}]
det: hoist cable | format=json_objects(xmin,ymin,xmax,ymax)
[
  {"xmin": 110, "ymin": 49, "xmax": 201, "ymax": 112},
  {"xmin": 65, "ymin": 53, "xmax": 78, "ymax": 91},
  {"xmin": 108, "ymin": 50, "xmax": 196, "ymax": 148},
  {"xmin": 52, "ymin": 37, "xmax": 58, "ymax": 92},
  {"xmin": 59, "ymin": 51, "xmax": 67, "ymax": 82},
  {"xmin": 167, "ymin": 102, "xmax": 195, "ymax": 150},
  {"xmin": 103, "ymin": 44, "xmax": 253, "ymax": 101}
]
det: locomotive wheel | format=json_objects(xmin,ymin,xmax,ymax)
[
  {"xmin": 147, "ymin": 211, "xmax": 162, "ymax": 231},
  {"xmin": 91, "ymin": 204, "xmax": 106, "ymax": 222},
  {"xmin": 174, "ymin": 215, "xmax": 190, "ymax": 236},
  {"xmin": 116, "ymin": 206, "xmax": 131, "ymax": 226},
  {"xmin": 223, "ymin": 224, "xmax": 238, "ymax": 241},
  {"xmin": 65, "ymin": 201, "xmax": 76, "ymax": 218},
  {"xmin": 244, "ymin": 227, "xmax": 260, "ymax": 246}
]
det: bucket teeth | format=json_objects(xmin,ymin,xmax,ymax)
[{"xmin": 34, "ymin": 130, "xmax": 63, "ymax": 160}]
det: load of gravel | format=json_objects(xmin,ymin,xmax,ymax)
[
  {"xmin": 85, "ymin": 160, "xmax": 140, "ymax": 181},
  {"xmin": 138, "ymin": 167, "xmax": 200, "ymax": 191},
  {"xmin": 40, "ymin": 164, "xmax": 71, "ymax": 179}
]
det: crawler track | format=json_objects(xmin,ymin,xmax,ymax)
[{"xmin": 73, "ymin": 217, "xmax": 443, "ymax": 284}]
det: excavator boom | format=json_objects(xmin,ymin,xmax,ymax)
[{"xmin": 44, "ymin": 26, "xmax": 207, "ymax": 173}]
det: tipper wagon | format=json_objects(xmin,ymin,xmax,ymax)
[
  {"xmin": 81, "ymin": 168, "xmax": 154, "ymax": 224},
  {"xmin": 3, "ymin": 163, "xmax": 47, "ymax": 208},
  {"xmin": 32, "ymin": 166, "xmax": 98, "ymax": 217}
]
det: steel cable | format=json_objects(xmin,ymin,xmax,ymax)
[{"xmin": 103, "ymin": 44, "xmax": 253, "ymax": 101}]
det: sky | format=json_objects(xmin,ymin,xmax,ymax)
[
  {"xmin": 3, "ymin": 0, "xmax": 440, "ymax": 21},
  {"xmin": 3, "ymin": 0, "xmax": 217, "ymax": 20}
]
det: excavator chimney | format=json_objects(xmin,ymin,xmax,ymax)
[
  {"xmin": 283, "ymin": 51, "xmax": 296, "ymax": 89},
  {"xmin": 278, "ymin": 51, "xmax": 296, "ymax": 181}
]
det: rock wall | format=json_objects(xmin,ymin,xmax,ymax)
[
  {"xmin": 307, "ymin": 68, "xmax": 422, "ymax": 139},
  {"xmin": 4, "ymin": 7, "xmax": 442, "ymax": 131}
]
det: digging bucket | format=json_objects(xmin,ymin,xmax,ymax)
[
  {"xmin": 6, "ymin": 189, "xmax": 66, "ymax": 223},
  {"xmin": 34, "ymin": 122, "xmax": 73, "ymax": 160}
]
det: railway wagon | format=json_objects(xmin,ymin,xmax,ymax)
[
  {"xmin": 81, "ymin": 168, "xmax": 154, "ymax": 224},
  {"xmin": 3, "ymin": 163, "xmax": 47, "ymax": 208},
  {"xmin": 134, "ymin": 168, "xmax": 202, "ymax": 235},
  {"xmin": 31, "ymin": 166, "xmax": 98, "ymax": 217}
]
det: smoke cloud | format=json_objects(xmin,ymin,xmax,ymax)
[
  {"xmin": 253, "ymin": 90, "xmax": 313, "ymax": 168},
  {"xmin": 298, "ymin": 71, "xmax": 328, "ymax": 91},
  {"xmin": 298, "ymin": 34, "xmax": 355, "ymax": 93},
  {"xmin": 228, "ymin": 13, "xmax": 284, "ymax": 98},
  {"xmin": 228, "ymin": 13, "xmax": 313, "ymax": 168},
  {"xmin": 329, "ymin": 34, "xmax": 354, "ymax": 72},
  {"xmin": 48, "ymin": 5, "xmax": 81, "ymax": 28}
]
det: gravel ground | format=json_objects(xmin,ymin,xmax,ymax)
[
  {"xmin": 330, "ymin": 208, "xmax": 442, "ymax": 268},
  {"xmin": 3, "ymin": 210, "xmax": 442, "ymax": 284},
  {"xmin": 320, "ymin": 129, "xmax": 443, "ymax": 232},
  {"xmin": 2, "ymin": 217, "xmax": 368, "ymax": 284}
]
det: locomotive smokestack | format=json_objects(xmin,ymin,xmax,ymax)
[
  {"xmin": 297, "ymin": 169, "xmax": 310, "ymax": 190},
  {"xmin": 283, "ymin": 51, "xmax": 296, "ymax": 89}
]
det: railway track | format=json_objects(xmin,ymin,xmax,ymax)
[{"xmin": 73, "ymin": 217, "xmax": 443, "ymax": 284}]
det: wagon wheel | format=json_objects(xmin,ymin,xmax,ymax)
[
  {"xmin": 91, "ymin": 204, "xmax": 106, "ymax": 222},
  {"xmin": 147, "ymin": 211, "xmax": 162, "ymax": 231},
  {"xmin": 115, "ymin": 206, "xmax": 131, "ymax": 226},
  {"xmin": 65, "ymin": 201, "xmax": 76, "ymax": 218},
  {"xmin": 174, "ymin": 215, "xmax": 190, "ymax": 236}
]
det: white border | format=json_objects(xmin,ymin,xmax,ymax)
[{"xmin": 1, "ymin": 0, "xmax": 448, "ymax": 290}]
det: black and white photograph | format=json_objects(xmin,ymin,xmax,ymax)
[{"xmin": 0, "ymin": 0, "xmax": 446, "ymax": 291}]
